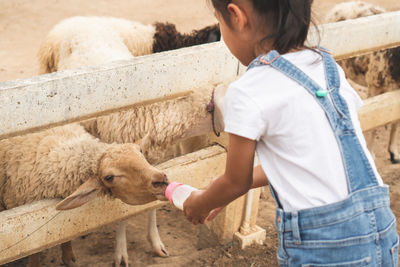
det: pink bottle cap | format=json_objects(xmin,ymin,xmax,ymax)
[{"xmin": 165, "ymin": 182, "xmax": 183, "ymax": 203}]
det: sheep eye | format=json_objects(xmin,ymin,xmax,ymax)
[{"xmin": 104, "ymin": 175, "xmax": 114, "ymax": 182}]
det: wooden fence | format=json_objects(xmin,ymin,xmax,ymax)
[{"xmin": 0, "ymin": 11, "xmax": 400, "ymax": 265}]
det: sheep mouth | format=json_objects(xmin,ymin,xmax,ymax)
[
  {"xmin": 151, "ymin": 181, "xmax": 168, "ymax": 200},
  {"xmin": 153, "ymin": 192, "xmax": 167, "ymax": 201},
  {"xmin": 151, "ymin": 181, "xmax": 169, "ymax": 188}
]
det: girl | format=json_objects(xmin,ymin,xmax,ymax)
[{"xmin": 183, "ymin": 0, "xmax": 399, "ymax": 266}]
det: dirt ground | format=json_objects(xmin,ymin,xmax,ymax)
[{"xmin": 1, "ymin": 0, "xmax": 400, "ymax": 266}]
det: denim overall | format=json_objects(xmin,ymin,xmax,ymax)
[{"xmin": 247, "ymin": 48, "xmax": 399, "ymax": 266}]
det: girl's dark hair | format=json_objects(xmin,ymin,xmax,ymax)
[{"xmin": 211, "ymin": 0, "xmax": 315, "ymax": 54}]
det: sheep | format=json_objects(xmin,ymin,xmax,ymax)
[
  {"xmin": 325, "ymin": 1, "xmax": 400, "ymax": 163},
  {"xmin": 37, "ymin": 15, "xmax": 223, "ymax": 267},
  {"xmin": 80, "ymin": 83, "xmax": 227, "ymax": 154},
  {"xmin": 325, "ymin": 1, "xmax": 386, "ymax": 23},
  {"xmin": 79, "ymin": 83, "xmax": 228, "ymax": 267},
  {"xmin": 37, "ymin": 16, "xmax": 220, "ymax": 74},
  {"xmin": 37, "ymin": 14, "xmax": 219, "ymax": 180},
  {"xmin": 0, "ymin": 123, "xmax": 169, "ymax": 267},
  {"xmin": 78, "ymin": 81, "xmax": 228, "ymax": 266}
]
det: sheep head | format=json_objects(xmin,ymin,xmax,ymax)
[
  {"xmin": 98, "ymin": 143, "xmax": 169, "ymax": 205},
  {"xmin": 56, "ymin": 140, "xmax": 168, "ymax": 210}
]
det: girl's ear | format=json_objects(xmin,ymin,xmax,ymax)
[{"xmin": 227, "ymin": 3, "xmax": 249, "ymax": 31}]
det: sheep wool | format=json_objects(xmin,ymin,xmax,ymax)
[
  {"xmin": 325, "ymin": 1, "xmax": 386, "ymax": 22},
  {"xmin": 325, "ymin": 1, "xmax": 399, "ymax": 98},
  {"xmin": 38, "ymin": 16, "xmax": 220, "ymax": 74},
  {"xmin": 37, "ymin": 16, "xmax": 223, "ymax": 165},
  {"xmin": 81, "ymin": 85, "xmax": 215, "ymax": 164},
  {"xmin": 35, "ymin": 16, "xmax": 223, "ymax": 265},
  {"xmin": 0, "ymin": 124, "xmax": 107, "ymax": 209},
  {"xmin": 33, "ymin": 16, "xmax": 227, "ymax": 209}
]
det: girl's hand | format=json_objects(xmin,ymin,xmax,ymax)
[
  {"xmin": 206, "ymin": 206, "xmax": 225, "ymax": 221},
  {"xmin": 184, "ymin": 134, "xmax": 257, "ymax": 225},
  {"xmin": 183, "ymin": 190, "xmax": 211, "ymax": 225},
  {"xmin": 202, "ymin": 177, "xmax": 225, "ymax": 221}
]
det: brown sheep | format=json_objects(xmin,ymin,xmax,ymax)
[
  {"xmin": 0, "ymin": 123, "xmax": 169, "ymax": 267},
  {"xmin": 37, "ymin": 15, "xmax": 223, "ymax": 267}
]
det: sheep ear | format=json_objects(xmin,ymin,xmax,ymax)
[
  {"xmin": 136, "ymin": 133, "xmax": 151, "ymax": 154},
  {"xmin": 56, "ymin": 177, "xmax": 102, "ymax": 210},
  {"xmin": 213, "ymin": 82, "xmax": 229, "ymax": 132}
]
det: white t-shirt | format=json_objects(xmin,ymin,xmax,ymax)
[{"xmin": 224, "ymin": 49, "xmax": 383, "ymax": 212}]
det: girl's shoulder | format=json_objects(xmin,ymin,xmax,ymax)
[{"xmin": 230, "ymin": 49, "xmax": 362, "ymax": 109}]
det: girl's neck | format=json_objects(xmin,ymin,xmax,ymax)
[{"xmin": 254, "ymin": 45, "xmax": 306, "ymax": 57}]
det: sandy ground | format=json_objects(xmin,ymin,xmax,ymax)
[{"xmin": 1, "ymin": 0, "xmax": 400, "ymax": 266}]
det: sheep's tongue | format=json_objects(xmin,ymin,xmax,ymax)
[
  {"xmin": 160, "ymin": 182, "xmax": 169, "ymax": 198},
  {"xmin": 153, "ymin": 181, "xmax": 169, "ymax": 201},
  {"xmin": 155, "ymin": 194, "xmax": 168, "ymax": 201}
]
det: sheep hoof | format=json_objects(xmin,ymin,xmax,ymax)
[
  {"xmin": 61, "ymin": 242, "xmax": 76, "ymax": 267},
  {"xmin": 114, "ymin": 252, "xmax": 129, "ymax": 267},
  {"xmin": 114, "ymin": 258, "xmax": 128, "ymax": 267},
  {"xmin": 61, "ymin": 254, "xmax": 76, "ymax": 267},
  {"xmin": 114, "ymin": 255, "xmax": 129, "ymax": 267},
  {"xmin": 390, "ymin": 152, "xmax": 400, "ymax": 164},
  {"xmin": 154, "ymin": 243, "xmax": 169, "ymax": 257}
]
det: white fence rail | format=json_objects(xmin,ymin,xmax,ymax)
[
  {"xmin": 1, "ymin": 11, "xmax": 400, "ymax": 140},
  {"xmin": 0, "ymin": 42, "xmax": 237, "ymax": 139},
  {"xmin": 0, "ymin": 146, "xmax": 228, "ymax": 264},
  {"xmin": 1, "ymin": 11, "xmax": 400, "ymax": 265}
]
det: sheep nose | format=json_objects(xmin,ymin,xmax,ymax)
[{"xmin": 151, "ymin": 172, "xmax": 169, "ymax": 188}]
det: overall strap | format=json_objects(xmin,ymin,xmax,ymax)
[{"xmin": 247, "ymin": 48, "xmax": 379, "ymax": 195}]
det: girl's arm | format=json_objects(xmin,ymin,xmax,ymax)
[
  {"xmin": 183, "ymin": 133, "xmax": 265, "ymax": 224},
  {"xmin": 205, "ymin": 164, "xmax": 269, "ymax": 221},
  {"xmin": 252, "ymin": 165, "xmax": 268, "ymax": 189}
]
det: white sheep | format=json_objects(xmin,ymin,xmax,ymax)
[
  {"xmin": 325, "ymin": 1, "xmax": 386, "ymax": 22},
  {"xmin": 0, "ymin": 123, "xmax": 169, "ymax": 267},
  {"xmin": 37, "ymin": 16, "xmax": 220, "ymax": 74},
  {"xmin": 74, "ymin": 82, "xmax": 227, "ymax": 266},
  {"xmin": 325, "ymin": 1, "xmax": 400, "ymax": 163},
  {"xmin": 78, "ymin": 78, "xmax": 228, "ymax": 267},
  {"xmin": 37, "ymin": 15, "xmax": 224, "ymax": 267},
  {"xmin": 38, "ymin": 15, "xmax": 219, "ymax": 166}
]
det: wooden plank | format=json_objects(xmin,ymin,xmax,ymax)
[
  {"xmin": 239, "ymin": 11, "xmax": 400, "ymax": 74},
  {"xmin": 2, "ymin": 91, "xmax": 398, "ymax": 264},
  {"xmin": 1, "ymin": 12, "xmax": 400, "ymax": 139},
  {"xmin": 359, "ymin": 90, "xmax": 400, "ymax": 132},
  {"xmin": 309, "ymin": 11, "xmax": 400, "ymax": 60},
  {"xmin": 0, "ymin": 146, "xmax": 227, "ymax": 265},
  {"xmin": 1, "ymin": 12, "xmax": 400, "ymax": 265}
]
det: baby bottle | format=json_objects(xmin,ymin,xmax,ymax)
[{"xmin": 165, "ymin": 182, "xmax": 198, "ymax": 210}]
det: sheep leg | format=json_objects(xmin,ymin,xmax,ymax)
[
  {"xmin": 259, "ymin": 186, "xmax": 268, "ymax": 199},
  {"xmin": 26, "ymin": 253, "xmax": 40, "ymax": 267},
  {"xmin": 389, "ymin": 122, "xmax": 400, "ymax": 164},
  {"xmin": 115, "ymin": 220, "xmax": 129, "ymax": 267},
  {"xmin": 147, "ymin": 209, "xmax": 168, "ymax": 257},
  {"xmin": 61, "ymin": 241, "xmax": 76, "ymax": 266},
  {"xmin": 365, "ymin": 129, "xmax": 377, "ymax": 160}
]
